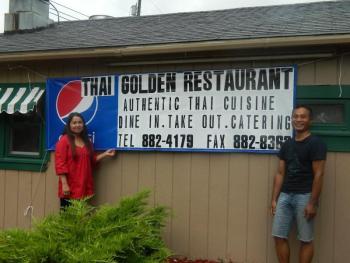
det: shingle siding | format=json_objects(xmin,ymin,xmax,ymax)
[{"xmin": 0, "ymin": 1, "xmax": 350, "ymax": 53}]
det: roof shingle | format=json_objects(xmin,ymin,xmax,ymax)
[{"xmin": 0, "ymin": 1, "xmax": 349, "ymax": 53}]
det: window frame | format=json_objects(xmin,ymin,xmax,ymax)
[
  {"xmin": 7, "ymin": 113, "xmax": 42, "ymax": 156},
  {"xmin": 297, "ymin": 85, "xmax": 350, "ymax": 152},
  {"xmin": 0, "ymin": 83, "xmax": 49, "ymax": 172}
]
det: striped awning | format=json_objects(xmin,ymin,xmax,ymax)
[{"xmin": 0, "ymin": 86, "xmax": 45, "ymax": 114}]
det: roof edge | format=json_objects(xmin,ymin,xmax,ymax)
[{"xmin": 1, "ymin": 33, "xmax": 350, "ymax": 62}]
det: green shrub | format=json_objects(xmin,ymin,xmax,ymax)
[{"xmin": 0, "ymin": 191, "xmax": 171, "ymax": 263}]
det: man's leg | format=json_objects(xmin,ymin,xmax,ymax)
[
  {"xmin": 294, "ymin": 193, "xmax": 315, "ymax": 263},
  {"xmin": 274, "ymin": 237, "xmax": 290, "ymax": 263},
  {"xmin": 272, "ymin": 193, "xmax": 293, "ymax": 263},
  {"xmin": 299, "ymin": 241, "xmax": 313, "ymax": 263}
]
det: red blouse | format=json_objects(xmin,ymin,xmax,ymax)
[{"xmin": 55, "ymin": 135, "xmax": 96, "ymax": 199}]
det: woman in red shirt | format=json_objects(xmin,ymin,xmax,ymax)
[{"xmin": 55, "ymin": 112, "xmax": 115, "ymax": 208}]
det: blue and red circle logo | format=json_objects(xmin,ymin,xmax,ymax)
[{"xmin": 56, "ymin": 80, "xmax": 98, "ymax": 125}]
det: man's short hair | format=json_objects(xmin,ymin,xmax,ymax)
[{"xmin": 293, "ymin": 104, "xmax": 313, "ymax": 119}]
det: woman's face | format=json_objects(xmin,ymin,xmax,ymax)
[{"xmin": 69, "ymin": 116, "xmax": 84, "ymax": 135}]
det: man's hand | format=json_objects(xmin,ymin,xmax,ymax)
[
  {"xmin": 304, "ymin": 202, "xmax": 317, "ymax": 220},
  {"xmin": 271, "ymin": 200, "xmax": 277, "ymax": 216},
  {"xmin": 271, "ymin": 160, "xmax": 285, "ymax": 217}
]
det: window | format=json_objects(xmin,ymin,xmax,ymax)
[
  {"xmin": 8, "ymin": 113, "xmax": 42, "ymax": 156},
  {"xmin": 0, "ymin": 83, "xmax": 48, "ymax": 171},
  {"xmin": 297, "ymin": 85, "xmax": 350, "ymax": 152},
  {"xmin": 309, "ymin": 103, "xmax": 344, "ymax": 124}
]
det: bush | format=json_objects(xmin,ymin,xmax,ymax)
[{"xmin": 0, "ymin": 191, "xmax": 171, "ymax": 263}]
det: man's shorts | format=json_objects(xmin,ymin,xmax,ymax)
[{"xmin": 272, "ymin": 192, "xmax": 314, "ymax": 242}]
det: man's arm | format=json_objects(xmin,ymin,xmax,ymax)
[
  {"xmin": 271, "ymin": 160, "xmax": 286, "ymax": 216},
  {"xmin": 304, "ymin": 160, "xmax": 326, "ymax": 220}
]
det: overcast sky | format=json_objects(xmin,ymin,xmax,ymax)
[{"xmin": 0, "ymin": 0, "xmax": 334, "ymax": 32}]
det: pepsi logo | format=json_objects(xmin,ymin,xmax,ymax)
[{"xmin": 56, "ymin": 80, "xmax": 98, "ymax": 125}]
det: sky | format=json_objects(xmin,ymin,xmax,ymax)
[{"xmin": 0, "ymin": 0, "xmax": 335, "ymax": 32}]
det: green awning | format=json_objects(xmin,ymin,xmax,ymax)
[{"xmin": 0, "ymin": 85, "xmax": 45, "ymax": 114}]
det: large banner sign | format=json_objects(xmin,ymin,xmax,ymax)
[
  {"xmin": 118, "ymin": 67, "xmax": 295, "ymax": 152},
  {"xmin": 46, "ymin": 76, "xmax": 118, "ymax": 150},
  {"xmin": 46, "ymin": 67, "xmax": 295, "ymax": 153}
]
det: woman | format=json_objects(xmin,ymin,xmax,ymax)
[{"xmin": 55, "ymin": 112, "xmax": 115, "ymax": 208}]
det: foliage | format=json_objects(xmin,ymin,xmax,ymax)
[{"xmin": 0, "ymin": 191, "xmax": 170, "ymax": 263}]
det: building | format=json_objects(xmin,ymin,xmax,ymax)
[{"xmin": 0, "ymin": 0, "xmax": 350, "ymax": 262}]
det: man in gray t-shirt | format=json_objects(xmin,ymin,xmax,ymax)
[{"xmin": 271, "ymin": 105, "xmax": 327, "ymax": 263}]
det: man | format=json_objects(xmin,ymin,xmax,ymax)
[{"xmin": 271, "ymin": 105, "xmax": 327, "ymax": 263}]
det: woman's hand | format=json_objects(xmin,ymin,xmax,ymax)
[
  {"xmin": 96, "ymin": 149, "xmax": 116, "ymax": 162},
  {"xmin": 60, "ymin": 176, "xmax": 71, "ymax": 196},
  {"xmin": 104, "ymin": 149, "xmax": 116, "ymax": 157}
]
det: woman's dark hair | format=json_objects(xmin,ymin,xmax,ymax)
[{"xmin": 62, "ymin": 112, "xmax": 92, "ymax": 158}]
